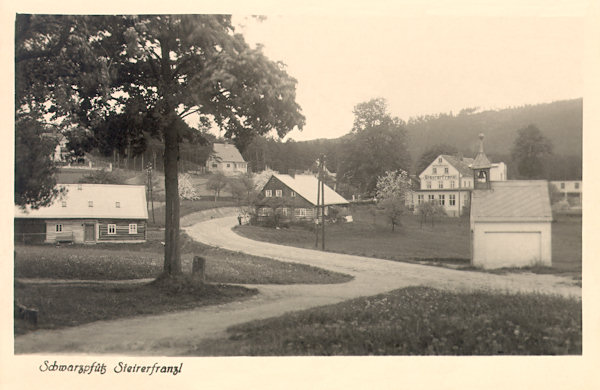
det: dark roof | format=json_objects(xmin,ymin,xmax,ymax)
[{"xmin": 471, "ymin": 181, "xmax": 552, "ymax": 222}]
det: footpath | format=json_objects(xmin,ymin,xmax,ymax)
[{"xmin": 14, "ymin": 213, "xmax": 580, "ymax": 355}]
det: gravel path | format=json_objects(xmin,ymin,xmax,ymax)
[{"xmin": 14, "ymin": 213, "xmax": 580, "ymax": 356}]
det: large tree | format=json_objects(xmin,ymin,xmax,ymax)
[
  {"xmin": 15, "ymin": 15, "xmax": 305, "ymax": 278},
  {"xmin": 511, "ymin": 124, "xmax": 553, "ymax": 179},
  {"xmin": 337, "ymin": 98, "xmax": 410, "ymax": 195}
]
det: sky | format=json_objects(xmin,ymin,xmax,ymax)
[{"xmin": 232, "ymin": 11, "xmax": 585, "ymax": 141}]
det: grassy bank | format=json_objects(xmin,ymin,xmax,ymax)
[
  {"xmin": 188, "ymin": 286, "xmax": 581, "ymax": 356},
  {"xmin": 15, "ymin": 281, "xmax": 257, "ymax": 335}
]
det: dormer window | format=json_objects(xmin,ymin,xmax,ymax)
[
  {"xmin": 438, "ymin": 158, "xmax": 443, "ymax": 163},
  {"xmin": 88, "ymin": 201, "xmax": 93, "ymax": 207},
  {"xmin": 116, "ymin": 202, "xmax": 121, "ymax": 208}
]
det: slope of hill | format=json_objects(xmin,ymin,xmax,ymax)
[{"xmin": 405, "ymin": 98, "xmax": 582, "ymax": 162}]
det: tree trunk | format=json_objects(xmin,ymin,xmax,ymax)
[{"xmin": 163, "ymin": 114, "xmax": 181, "ymax": 276}]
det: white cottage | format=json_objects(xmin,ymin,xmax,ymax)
[
  {"xmin": 15, "ymin": 184, "xmax": 148, "ymax": 244},
  {"xmin": 205, "ymin": 143, "xmax": 248, "ymax": 176},
  {"xmin": 469, "ymin": 134, "xmax": 552, "ymax": 269}
]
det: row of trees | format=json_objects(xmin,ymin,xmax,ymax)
[{"xmin": 15, "ymin": 15, "xmax": 305, "ymax": 279}]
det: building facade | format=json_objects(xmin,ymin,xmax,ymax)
[
  {"xmin": 257, "ymin": 174, "xmax": 349, "ymax": 222},
  {"xmin": 14, "ymin": 184, "xmax": 148, "ymax": 244},
  {"xmin": 205, "ymin": 143, "xmax": 248, "ymax": 176},
  {"xmin": 411, "ymin": 153, "xmax": 508, "ymax": 217},
  {"xmin": 550, "ymin": 180, "xmax": 582, "ymax": 209}
]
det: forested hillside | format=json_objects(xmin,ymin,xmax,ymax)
[{"xmin": 242, "ymin": 98, "xmax": 582, "ymax": 181}]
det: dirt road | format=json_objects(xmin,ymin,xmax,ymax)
[{"xmin": 14, "ymin": 214, "xmax": 580, "ymax": 355}]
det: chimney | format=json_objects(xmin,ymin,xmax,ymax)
[{"xmin": 288, "ymin": 169, "xmax": 295, "ymax": 178}]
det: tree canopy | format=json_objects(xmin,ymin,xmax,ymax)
[
  {"xmin": 510, "ymin": 124, "xmax": 553, "ymax": 179},
  {"xmin": 15, "ymin": 15, "xmax": 305, "ymax": 277},
  {"xmin": 337, "ymin": 98, "xmax": 410, "ymax": 196}
]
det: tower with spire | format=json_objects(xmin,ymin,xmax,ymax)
[{"xmin": 472, "ymin": 133, "xmax": 492, "ymax": 190}]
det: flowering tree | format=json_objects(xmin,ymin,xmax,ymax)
[
  {"xmin": 375, "ymin": 170, "xmax": 412, "ymax": 231},
  {"xmin": 178, "ymin": 173, "xmax": 199, "ymax": 200}
]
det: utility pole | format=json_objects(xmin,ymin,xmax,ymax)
[{"xmin": 320, "ymin": 154, "xmax": 326, "ymax": 251}]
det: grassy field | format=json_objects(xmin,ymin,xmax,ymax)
[
  {"xmin": 235, "ymin": 204, "xmax": 581, "ymax": 277},
  {"xmin": 14, "ymin": 232, "xmax": 351, "ymax": 334},
  {"xmin": 148, "ymin": 198, "xmax": 238, "ymax": 227},
  {"xmin": 188, "ymin": 286, "xmax": 581, "ymax": 356},
  {"xmin": 15, "ymin": 281, "xmax": 256, "ymax": 335}
]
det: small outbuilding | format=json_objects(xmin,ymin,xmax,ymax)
[
  {"xmin": 15, "ymin": 184, "xmax": 148, "ymax": 244},
  {"xmin": 469, "ymin": 134, "xmax": 552, "ymax": 269}
]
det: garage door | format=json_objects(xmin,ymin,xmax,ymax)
[{"xmin": 484, "ymin": 231, "xmax": 541, "ymax": 268}]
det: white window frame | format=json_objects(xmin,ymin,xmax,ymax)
[
  {"xmin": 439, "ymin": 194, "xmax": 445, "ymax": 206},
  {"xmin": 265, "ymin": 190, "xmax": 272, "ymax": 197},
  {"xmin": 438, "ymin": 157, "xmax": 443, "ymax": 163},
  {"xmin": 438, "ymin": 181, "xmax": 443, "ymax": 189},
  {"xmin": 450, "ymin": 181, "xmax": 455, "ymax": 189},
  {"xmin": 428, "ymin": 195, "xmax": 435, "ymax": 203},
  {"xmin": 107, "ymin": 224, "xmax": 117, "ymax": 235},
  {"xmin": 417, "ymin": 194, "xmax": 424, "ymax": 205},
  {"xmin": 449, "ymin": 194, "xmax": 456, "ymax": 206},
  {"xmin": 128, "ymin": 223, "xmax": 138, "ymax": 234},
  {"xmin": 298, "ymin": 208, "xmax": 307, "ymax": 217},
  {"xmin": 290, "ymin": 191, "xmax": 296, "ymax": 197},
  {"xmin": 444, "ymin": 167, "xmax": 449, "ymax": 174},
  {"xmin": 432, "ymin": 167, "xmax": 437, "ymax": 174},
  {"xmin": 275, "ymin": 189, "xmax": 282, "ymax": 197},
  {"xmin": 88, "ymin": 200, "xmax": 94, "ymax": 207},
  {"xmin": 56, "ymin": 224, "xmax": 63, "ymax": 232},
  {"xmin": 115, "ymin": 201, "xmax": 120, "ymax": 208},
  {"xmin": 281, "ymin": 208, "xmax": 289, "ymax": 216}
]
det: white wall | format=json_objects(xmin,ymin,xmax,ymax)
[{"xmin": 472, "ymin": 221, "xmax": 552, "ymax": 269}]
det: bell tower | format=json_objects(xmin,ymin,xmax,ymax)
[{"xmin": 472, "ymin": 133, "xmax": 491, "ymax": 190}]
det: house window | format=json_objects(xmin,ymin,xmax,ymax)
[
  {"xmin": 88, "ymin": 201, "xmax": 93, "ymax": 207},
  {"xmin": 275, "ymin": 190, "xmax": 282, "ymax": 197},
  {"xmin": 227, "ymin": 163, "xmax": 231, "ymax": 168},
  {"xmin": 258, "ymin": 208, "xmax": 269, "ymax": 217},
  {"xmin": 55, "ymin": 224, "xmax": 63, "ymax": 232},
  {"xmin": 128, "ymin": 224, "xmax": 138, "ymax": 234},
  {"xmin": 61, "ymin": 201, "xmax": 67, "ymax": 207},
  {"xmin": 438, "ymin": 181, "xmax": 443, "ymax": 189},
  {"xmin": 450, "ymin": 181, "xmax": 455, "ymax": 189},
  {"xmin": 575, "ymin": 182, "xmax": 580, "ymax": 189},
  {"xmin": 444, "ymin": 167, "xmax": 449, "ymax": 174},
  {"xmin": 297, "ymin": 208, "xmax": 307, "ymax": 217},
  {"xmin": 439, "ymin": 195, "xmax": 445, "ymax": 206},
  {"xmin": 449, "ymin": 194, "xmax": 456, "ymax": 206},
  {"xmin": 115, "ymin": 202, "xmax": 120, "ymax": 208},
  {"xmin": 560, "ymin": 182, "xmax": 565, "ymax": 189},
  {"xmin": 428, "ymin": 195, "xmax": 435, "ymax": 203},
  {"xmin": 438, "ymin": 158, "xmax": 443, "ymax": 163},
  {"xmin": 77, "ymin": 184, "xmax": 82, "ymax": 190},
  {"xmin": 212, "ymin": 163, "xmax": 218, "ymax": 168},
  {"xmin": 291, "ymin": 191, "xmax": 296, "ymax": 197},
  {"xmin": 281, "ymin": 208, "xmax": 289, "ymax": 216},
  {"xmin": 426, "ymin": 181, "xmax": 432, "ymax": 189},
  {"xmin": 432, "ymin": 167, "xmax": 437, "ymax": 174},
  {"xmin": 417, "ymin": 194, "xmax": 424, "ymax": 205},
  {"xmin": 265, "ymin": 190, "xmax": 272, "ymax": 197},
  {"xmin": 107, "ymin": 224, "xmax": 116, "ymax": 235}
]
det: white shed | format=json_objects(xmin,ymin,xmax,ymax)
[{"xmin": 470, "ymin": 180, "xmax": 552, "ymax": 269}]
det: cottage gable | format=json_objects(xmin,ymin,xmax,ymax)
[{"xmin": 419, "ymin": 155, "xmax": 472, "ymax": 190}]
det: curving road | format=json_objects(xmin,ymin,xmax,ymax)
[{"xmin": 14, "ymin": 214, "xmax": 580, "ymax": 355}]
